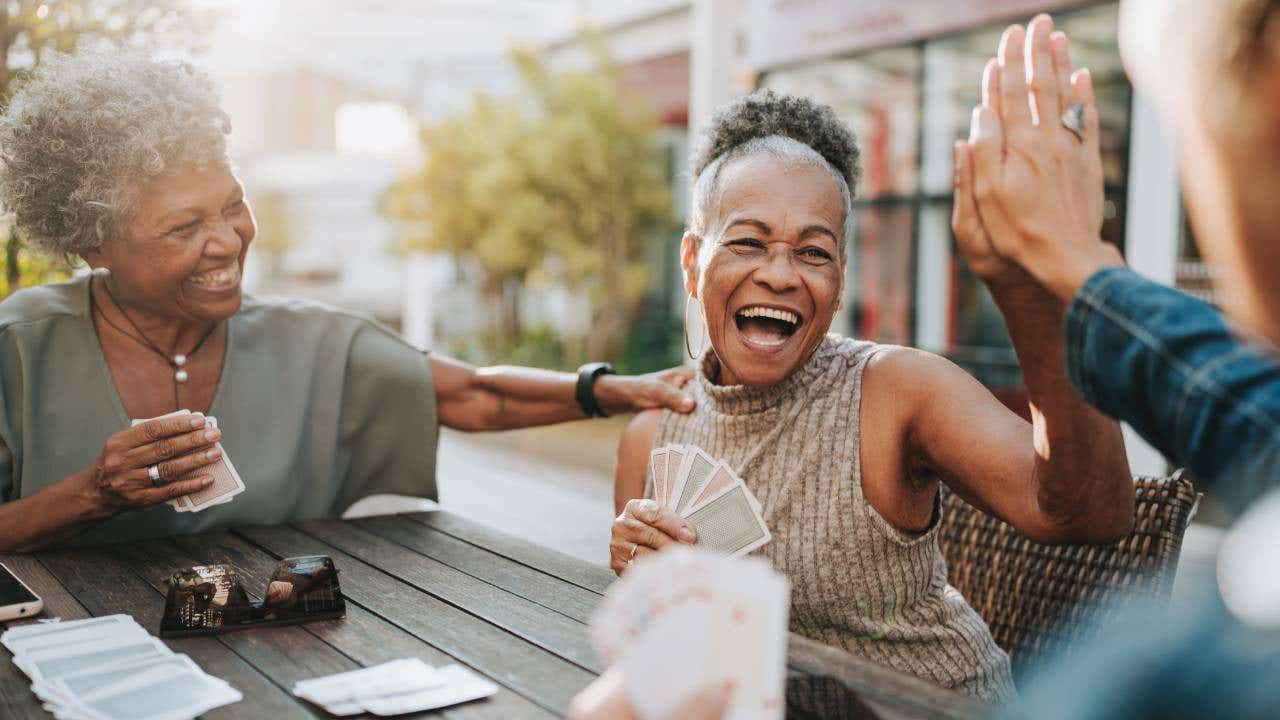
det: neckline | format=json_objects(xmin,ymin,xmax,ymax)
[
  {"xmin": 77, "ymin": 274, "xmax": 236, "ymax": 425},
  {"xmin": 695, "ymin": 335, "xmax": 840, "ymax": 416}
]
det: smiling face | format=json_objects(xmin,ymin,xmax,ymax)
[
  {"xmin": 683, "ymin": 154, "xmax": 846, "ymax": 387},
  {"xmin": 85, "ymin": 162, "xmax": 256, "ymax": 323}
]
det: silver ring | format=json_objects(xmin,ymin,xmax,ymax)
[
  {"xmin": 628, "ymin": 544, "xmax": 639, "ymax": 561},
  {"xmin": 1061, "ymin": 103, "xmax": 1086, "ymax": 142},
  {"xmin": 148, "ymin": 465, "xmax": 162, "ymax": 486}
]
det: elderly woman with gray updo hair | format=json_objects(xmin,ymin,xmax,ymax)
[
  {"xmin": 605, "ymin": 90, "xmax": 1138, "ymax": 702},
  {"xmin": 0, "ymin": 49, "xmax": 697, "ymax": 551}
]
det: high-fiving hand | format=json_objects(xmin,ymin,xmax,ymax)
[{"xmin": 953, "ymin": 14, "xmax": 1124, "ymax": 302}]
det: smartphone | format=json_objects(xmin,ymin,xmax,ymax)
[{"xmin": 0, "ymin": 563, "xmax": 43, "ymax": 621}]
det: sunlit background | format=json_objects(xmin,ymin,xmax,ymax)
[{"xmin": 0, "ymin": 0, "xmax": 1221, "ymax": 575}]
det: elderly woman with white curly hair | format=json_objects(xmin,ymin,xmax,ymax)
[{"xmin": 0, "ymin": 50, "xmax": 695, "ymax": 551}]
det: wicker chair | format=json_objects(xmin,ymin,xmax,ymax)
[{"xmin": 937, "ymin": 470, "xmax": 1199, "ymax": 679}]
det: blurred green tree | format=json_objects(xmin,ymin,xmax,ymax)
[
  {"xmin": 0, "ymin": 0, "xmax": 211, "ymax": 298},
  {"xmin": 384, "ymin": 37, "xmax": 674, "ymax": 364}
]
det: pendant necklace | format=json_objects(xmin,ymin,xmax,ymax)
[{"xmin": 92, "ymin": 276, "xmax": 221, "ymax": 411}]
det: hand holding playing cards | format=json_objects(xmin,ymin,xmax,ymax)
[
  {"xmin": 610, "ymin": 499, "xmax": 697, "ymax": 575},
  {"xmin": 83, "ymin": 412, "xmax": 220, "ymax": 514}
]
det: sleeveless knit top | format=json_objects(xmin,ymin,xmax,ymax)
[{"xmin": 652, "ymin": 335, "xmax": 1016, "ymax": 702}]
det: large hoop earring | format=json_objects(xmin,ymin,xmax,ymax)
[{"xmin": 683, "ymin": 294, "xmax": 708, "ymax": 360}]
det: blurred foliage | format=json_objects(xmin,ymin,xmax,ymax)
[
  {"xmin": 0, "ymin": 225, "xmax": 68, "ymax": 296},
  {"xmin": 249, "ymin": 191, "xmax": 295, "ymax": 281},
  {"xmin": 384, "ymin": 34, "xmax": 676, "ymax": 365},
  {"xmin": 0, "ymin": 0, "xmax": 212, "ymax": 299}
]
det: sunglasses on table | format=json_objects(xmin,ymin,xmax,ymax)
[{"xmin": 160, "ymin": 555, "xmax": 345, "ymax": 638}]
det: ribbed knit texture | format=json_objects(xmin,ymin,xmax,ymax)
[{"xmin": 653, "ymin": 335, "xmax": 1016, "ymax": 702}]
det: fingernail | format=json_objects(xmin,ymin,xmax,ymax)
[
  {"xmin": 682, "ymin": 395, "xmax": 694, "ymax": 409},
  {"xmin": 206, "ymin": 448, "xmax": 221, "ymax": 461},
  {"xmin": 204, "ymin": 429, "xmax": 220, "ymax": 441},
  {"xmin": 969, "ymin": 107, "xmax": 983, "ymax": 141},
  {"xmin": 189, "ymin": 416, "xmax": 205, "ymax": 428},
  {"xmin": 638, "ymin": 499, "xmax": 658, "ymax": 520},
  {"xmin": 200, "ymin": 475, "xmax": 214, "ymax": 485},
  {"xmin": 679, "ymin": 525, "xmax": 697, "ymax": 543}
]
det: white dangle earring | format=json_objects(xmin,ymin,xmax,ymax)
[{"xmin": 683, "ymin": 294, "xmax": 709, "ymax": 360}]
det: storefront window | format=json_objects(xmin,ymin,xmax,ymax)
[
  {"xmin": 763, "ymin": 48, "xmax": 921, "ymax": 199},
  {"xmin": 760, "ymin": 4, "xmax": 1131, "ymax": 392}
]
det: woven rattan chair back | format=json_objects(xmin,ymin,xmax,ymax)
[{"xmin": 937, "ymin": 470, "xmax": 1199, "ymax": 679}]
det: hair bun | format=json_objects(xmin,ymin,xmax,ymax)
[{"xmin": 692, "ymin": 90, "xmax": 861, "ymax": 193}]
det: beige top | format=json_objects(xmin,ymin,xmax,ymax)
[
  {"xmin": 0, "ymin": 275, "xmax": 439, "ymax": 546},
  {"xmin": 654, "ymin": 335, "xmax": 1015, "ymax": 702}
]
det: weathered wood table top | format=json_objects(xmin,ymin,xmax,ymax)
[{"xmin": 0, "ymin": 511, "xmax": 987, "ymax": 719}]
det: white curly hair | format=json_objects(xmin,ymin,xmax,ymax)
[{"xmin": 0, "ymin": 49, "xmax": 231, "ymax": 257}]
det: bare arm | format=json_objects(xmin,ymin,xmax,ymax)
[
  {"xmin": 907, "ymin": 16, "xmax": 1128, "ymax": 545},
  {"xmin": 614, "ymin": 410, "xmax": 661, "ymax": 514},
  {"xmin": 431, "ymin": 356, "xmax": 694, "ymax": 433},
  {"xmin": 0, "ymin": 414, "xmax": 221, "ymax": 552}
]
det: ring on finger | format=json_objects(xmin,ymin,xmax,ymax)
[
  {"xmin": 148, "ymin": 465, "xmax": 162, "ymax": 486},
  {"xmin": 1060, "ymin": 102, "xmax": 1085, "ymax": 142},
  {"xmin": 628, "ymin": 544, "xmax": 639, "ymax": 561}
]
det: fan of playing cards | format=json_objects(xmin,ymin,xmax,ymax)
[
  {"xmin": 133, "ymin": 410, "xmax": 244, "ymax": 512},
  {"xmin": 650, "ymin": 445, "xmax": 771, "ymax": 557},
  {"xmin": 590, "ymin": 548, "xmax": 790, "ymax": 720},
  {"xmin": 1, "ymin": 614, "xmax": 242, "ymax": 720}
]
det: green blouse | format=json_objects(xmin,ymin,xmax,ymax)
[{"xmin": 0, "ymin": 275, "xmax": 439, "ymax": 546}]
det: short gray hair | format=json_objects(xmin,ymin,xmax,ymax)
[
  {"xmin": 0, "ymin": 49, "xmax": 231, "ymax": 256},
  {"xmin": 689, "ymin": 135, "xmax": 854, "ymax": 242}
]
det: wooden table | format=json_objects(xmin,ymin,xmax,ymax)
[{"xmin": 0, "ymin": 511, "xmax": 987, "ymax": 719}]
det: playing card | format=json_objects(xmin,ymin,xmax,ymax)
[
  {"xmin": 34, "ymin": 654, "xmax": 200, "ymax": 707},
  {"xmin": 682, "ymin": 461, "xmax": 738, "ymax": 516},
  {"xmin": 673, "ymin": 448, "xmax": 717, "ymax": 514},
  {"xmin": 588, "ymin": 549, "xmax": 789, "ymax": 720},
  {"xmin": 293, "ymin": 658, "xmax": 440, "ymax": 706},
  {"xmin": 360, "ymin": 664, "xmax": 498, "ymax": 715},
  {"xmin": 182, "ymin": 418, "xmax": 245, "ymax": 512},
  {"xmin": 649, "ymin": 448, "xmax": 669, "ymax": 506},
  {"xmin": 685, "ymin": 484, "xmax": 772, "ymax": 557},
  {"xmin": 2, "ymin": 615, "xmax": 140, "ymax": 653},
  {"xmin": 70, "ymin": 661, "xmax": 241, "ymax": 720},
  {"xmin": 18, "ymin": 637, "xmax": 173, "ymax": 684},
  {"xmin": 663, "ymin": 446, "xmax": 687, "ymax": 510}
]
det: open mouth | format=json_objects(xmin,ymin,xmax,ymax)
[
  {"xmin": 734, "ymin": 305, "xmax": 802, "ymax": 348},
  {"xmin": 188, "ymin": 265, "xmax": 241, "ymax": 292}
]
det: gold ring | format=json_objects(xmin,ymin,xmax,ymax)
[{"xmin": 628, "ymin": 544, "xmax": 639, "ymax": 560}]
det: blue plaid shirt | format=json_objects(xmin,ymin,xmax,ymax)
[{"xmin": 1065, "ymin": 266, "xmax": 1280, "ymax": 511}]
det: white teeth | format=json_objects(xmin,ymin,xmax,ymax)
[
  {"xmin": 736, "ymin": 306, "xmax": 800, "ymax": 325},
  {"xmin": 190, "ymin": 267, "xmax": 239, "ymax": 288}
]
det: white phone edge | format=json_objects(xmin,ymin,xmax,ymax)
[{"xmin": 0, "ymin": 562, "xmax": 44, "ymax": 622}]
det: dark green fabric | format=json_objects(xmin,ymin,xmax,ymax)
[{"xmin": 0, "ymin": 275, "xmax": 438, "ymax": 545}]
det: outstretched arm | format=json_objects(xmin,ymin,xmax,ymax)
[
  {"xmin": 905, "ymin": 16, "xmax": 1130, "ymax": 544},
  {"xmin": 431, "ymin": 356, "xmax": 694, "ymax": 432}
]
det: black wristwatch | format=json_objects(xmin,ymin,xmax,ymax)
[{"xmin": 576, "ymin": 362, "xmax": 617, "ymax": 418}]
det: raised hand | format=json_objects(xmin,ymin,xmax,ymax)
[{"xmin": 959, "ymin": 14, "xmax": 1123, "ymax": 302}]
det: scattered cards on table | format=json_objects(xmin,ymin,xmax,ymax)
[
  {"xmin": 292, "ymin": 658, "xmax": 498, "ymax": 716},
  {"xmin": 2, "ymin": 614, "xmax": 241, "ymax": 720},
  {"xmin": 132, "ymin": 409, "xmax": 245, "ymax": 512},
  {"xmin": 650, "ymin": 444, "xmax": 771, "ymax": 556},
  {"xmin": 591, "ymin": 548, "xmax": 790, "ymax": 720}
]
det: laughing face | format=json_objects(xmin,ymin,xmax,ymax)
[
  {"xmin": 87, "ymin": 162, "xmax": 256, "ymax": 323},
  {"xmin": 682, "ymin": 154, "xmax": 846, "ymax": 387}
]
